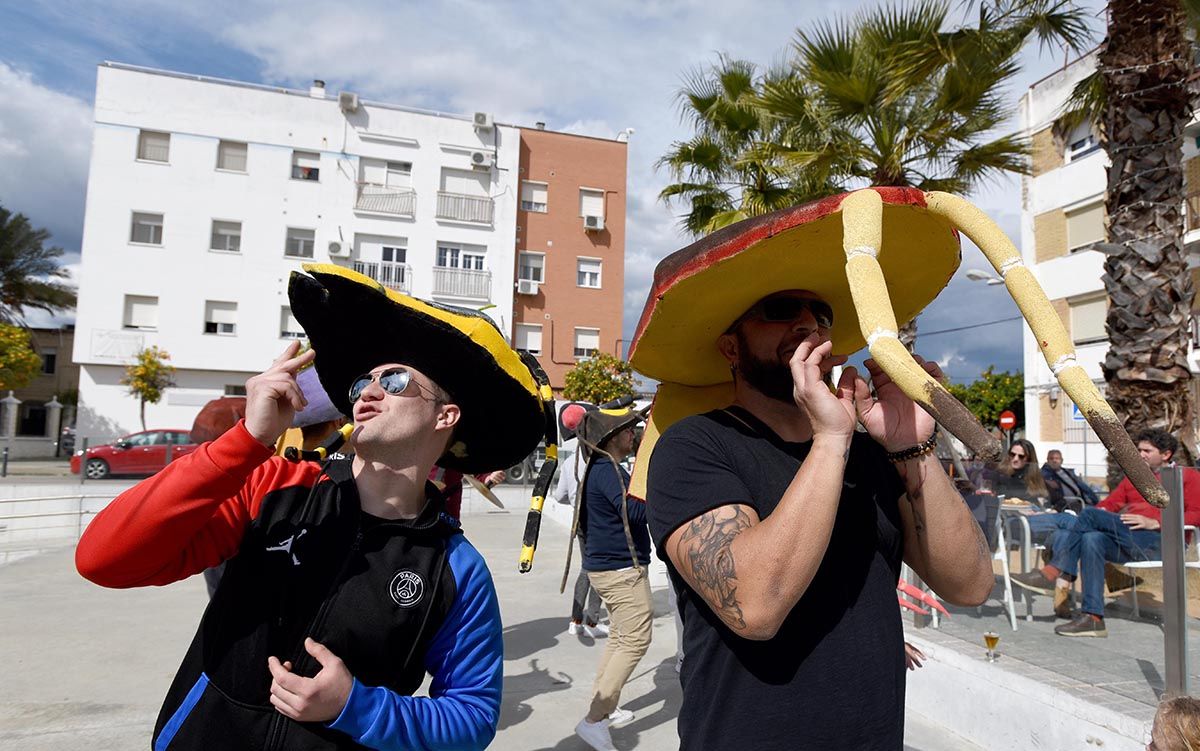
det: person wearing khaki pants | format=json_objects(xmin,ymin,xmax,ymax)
[
  {"xmin": 571, "ymin": 405, "xmax": 652, "ymax": 751},
  {"xmin": 587, "ymin": 566, "xmax": 653, "ymax": 718}
]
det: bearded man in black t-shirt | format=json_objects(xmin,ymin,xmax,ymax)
[{"xmin": 646, "ymin": 290, "xmax": 994, "ymax": 750}]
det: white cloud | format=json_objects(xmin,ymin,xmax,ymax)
[{"xmin": 0, "ymin": 63, "xmax": 92, "ymax": 256}]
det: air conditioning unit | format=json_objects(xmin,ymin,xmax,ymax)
[
  {"xmin": 516, "ymin": 279, "xmax": 540, "ymax": 296},
  {"xmin": 470, "ymin": 150, "xmax": 496, "ymax": 169},
  {"xmin": 473, "ymin": 112, "xmax": 494, "ymax": 130},
  {"xmin": 583, "ymin": 215, "xmax": 605, "ymax": 232},
  {"xmin": 338, "ymin": 91, "xmax": 360, "ymax": 113},
  {"xmin": 328, "ymin": 241, "xmax": 350, "ymax": 258}
]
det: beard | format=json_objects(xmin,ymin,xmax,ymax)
[{"xmin": 735, "ymin": 330, "xmax": 796, "ymax": 404}]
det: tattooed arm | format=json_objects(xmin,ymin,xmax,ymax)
[
  {"xmin": 894, "ymin": 453, "xmax": 993, "ymax": 606},
  {"xmin": 663, "ymin": 436, "xmax": 850, "ymax": 641}
]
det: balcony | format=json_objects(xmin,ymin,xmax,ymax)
[
  {"xmin": 355, "ymin": 183, "xmax": 417, "ymax": 217},
  {"xmin": 353, "ymin": 261, "xmax": 412, "ymax": 294},
  {"xmin": 436, "ymin": 192, "xmax": 494, "ymax": 225},
  {"xmin": 432, "ymin": 267, "xmax": 491, "ymax": 300}
]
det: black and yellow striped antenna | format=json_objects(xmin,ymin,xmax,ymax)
[{"xmin": 518, "ymin": 352, "xmax": 558, "ymax": 573}]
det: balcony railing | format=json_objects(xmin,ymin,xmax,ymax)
[
  {"xmin": 432, "ymin": 267, "xmax": 491, "ymax": 300},
  {"xmin": 353, "ymin": 261, "xmax": 412, "ymax": 293},
  {"xmin": 436, "ymin": 192, "xmax": 494, "ymax": 224},
  {"xmin": 1187, "ymin": 192, "xmax": 1200, "ymax": 233},
  {"xmin": 355, "ymin": 183, "xmax": 417, "ymax": 217}
]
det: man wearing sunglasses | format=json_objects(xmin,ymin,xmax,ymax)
[
  {"xmin": 646, "ymin": 289, "xmax": 993, "ymax": 750},
  {"xmin": 77, "ymin": 266, "xmax": 548, "ymax": 751}
]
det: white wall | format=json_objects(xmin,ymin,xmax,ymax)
[{"xmin": 73, "ymin": 64, "xmax": 520, "ymax": 442}]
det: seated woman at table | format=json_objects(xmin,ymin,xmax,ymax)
[{"xmin": 996, "ymin": 439, "xmax": 1050, "ymax": 505}]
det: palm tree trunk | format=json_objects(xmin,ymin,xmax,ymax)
[{"xmin": 1100, "ymin": 0, "xmax": 1196, "ymax": 481}]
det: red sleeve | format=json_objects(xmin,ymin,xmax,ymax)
[
  {"xmin": 1182, "ymin": 470, "xmax": 1200, "ymax": 529},
  {"xmin": 1098, "ymin": 478, "xmax": 1134, "ymax": 513},
  {"xmin": 75, "ymin": 420, "xmax": 321, "ymax": 589}
]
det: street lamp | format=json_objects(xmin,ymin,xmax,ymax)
[{"xmin": 965, "ymin": 269, "xmax": 1004, "ymax": 285}]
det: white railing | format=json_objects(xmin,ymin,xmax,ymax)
[
  {"xmin": 355, "ymin": 183, "xmax": 417, "ymax": 216},
  {"xmin": 432, "ymin": 268, "xmax": 491, "ymax": 300},
  {"xmin": 353, "ymin": 261, "xmax": 412, "ymax": 293},
  {"xmin": 436, "ymin": 192, "xmax": 494, "ymax": 224}
]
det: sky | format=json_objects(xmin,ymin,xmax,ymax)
[{"xmin": 0, "ymin": 0, "xmax": 1107, "ymax": 384}]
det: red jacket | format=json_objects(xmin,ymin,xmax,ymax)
[{"xmin": 1098, "ymin": 467, "xmax": 1200, "ymax": 528}]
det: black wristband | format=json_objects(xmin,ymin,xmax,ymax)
[{"xmin": 885, "ymin": 433, "xmax": 939, "ymax": 463}]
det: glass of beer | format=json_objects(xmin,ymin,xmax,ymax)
[{"xmin": 983, "ymin": 630, "xmax": 1000, "ymax": 662}]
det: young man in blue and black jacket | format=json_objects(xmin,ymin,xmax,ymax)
[{"xmin": 77, "ymin": 265, "xmax": 549, "ymax": 750}]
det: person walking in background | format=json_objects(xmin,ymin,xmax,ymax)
[
  {"xmin": 573, "ymin": 405, "xmax": 651, "ymax": 751},
  {"xmin": 555, "ymin": 430, "xmax": 608, "ymax": 639}
]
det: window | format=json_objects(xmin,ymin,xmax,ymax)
[
  {"xmin": 1065, "ymin": 122, "xmax": 1100, "ymax": 162},
  {"xmin": 382, "ymin": 245, "xmax": 406, "ymax": 263},
  {"xmin": 514, "ymin": 323, "xmax": 543, "ymax": 356},
  {"xmin": 224, "ymin": 385, "xmax": 248, "ymax": 397},
  {"xmin": 1066, "ymin": 201, "xmax": 1105, "ymax": 253},
  {"xmin": 286, "ymin": 228, "xmax": 315, "ymax": 258},
  {"xmin": 518, "ymin": 252, "xmax": 545, "ymax": 282},
  {"xmin": 137, "ymin": 130, "xmax": 170, "ymax": 162},
  {"xmin": 1070, "ymin": 294, "xmax": 1107, "ymax": 345},
  {"xmin": 387, "ymin": 161, "xmax": 412, "ymax": 189},
  {"xmin": 280, "ymin": 306, "xmax": 305, "ymax": 339},
  {"xmin": 292, "ymin": 150, "xmax": 320, "ymax": 181},
  {"xmin": 440, "ymin": 168, "xmax": 488, "ymax": 196},
  {"xmin": 579, "ymin": 188, "xmax": 605, "ymax": 219},
  {"xmin": 126, "ymin": 432, "xmax": 158, "ymax": 447},
  {"xmin": 577, "ymin": 258, "xmax": 602, "ymax": 288},
  {"xmin": 40, "ymin": 348, "xmax": 56, "ymax": 375},
  {"xmin": 130, "ymin": 212, "xmax": 164, "ymax": 245},
  {"xmin": 521, "ymin": 181, "xmax": 548, "ymax": 212},
  {"xmin": 436, "ymin": 244, "xmax": 485, "ymax": 270},
  {"xmin": 210, "ymin": 220, "xmax": 241, "ymax": 252},
  {"xmin": 204, "ymin": 301, "xmax": 238, "ymax": 335},
  {"xmin": 217, "ymin": 140, "xmax": 248, "ymax": 172},
  {"xmin": 123, "ymin": 295, "xmax": 158, "ymax": 330},
  {"xmin": 574, "ymin": 327, "xmax": 600, "ymax": 359}
]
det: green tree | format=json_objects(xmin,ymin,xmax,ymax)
[
  {"xmin": 0, "ymin": 323, "xmax": 45, "ymax": 390},
  {"xmin": 562, "ymin": 353, "xmax": 636, "ymax": 404},
  {"xmin": 0, "ymin": 206, "xmax": 76, "ymax": 324},
  {"xmin": 946, "ymin": 366, "xmax": 1025, "ymax": 427},
  {"xmin": 121, "ymin": 346, "xmax": 176, "ymax": 430}
]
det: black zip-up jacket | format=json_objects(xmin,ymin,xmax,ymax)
[{"xmin": 76, "ymin": 421, "xmax": 503, "ymax": 750}]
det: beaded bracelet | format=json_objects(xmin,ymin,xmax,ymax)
[{"xmin": 885, "ymin": 433, "xmax": 939, "ymax": 463}]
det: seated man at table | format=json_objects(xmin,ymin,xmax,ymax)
[
  {"xmin": 1041, "ymin": 449, "xmax": 1100, "ymax": 511},
  {"xmin": 1013, "ymin": 429, "xmax": 1200, "ymax": 637}
]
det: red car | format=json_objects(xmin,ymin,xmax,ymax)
[{"xmin": 70, "ymin": 429, "xmax": 198, "ymax": 479}]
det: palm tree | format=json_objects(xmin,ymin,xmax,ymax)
[
  {"xmin": 0, "ymin": 206, "xmax": 76, "ymax": 324},
  {"xmin": 1098, "ymin": 1, "xmax": 1195, "ymax": 465},
  {"xmin": 659, "ymin": 1, "xmax": 1094, "ymax": 238}
]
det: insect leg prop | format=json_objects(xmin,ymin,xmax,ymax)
[
  {"xmin": 518, "ymin": 353, "xmax": 559, "ymax": 573},
  {"xmin": 841, "ymin": 189, "xmax": 1003, "ymax": 461},
  {"xmin": 924, "ymin": 192, "xmax": 1167, "ymax": 508}
]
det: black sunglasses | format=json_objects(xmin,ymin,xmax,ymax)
[
  {"xmin": 1008, "ymin": 451, "xmax": 1027, "ymax": 459},
  {"xmin": 748, "ymin": 297, "xmax": 834, "ymax": 328},
  {"xmin": 348, "ymin": 368, "xmax": 441, "ymax": 403}
]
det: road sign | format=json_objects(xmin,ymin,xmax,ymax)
[
  {"xmin": 998, "ymin": 410, "xmax": 1017, "ymax": 430},
  {"xmin": 1071, "ymin": 403, "xmax": 1087, "ymax": 422}
]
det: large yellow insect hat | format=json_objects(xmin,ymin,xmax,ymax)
[
  {"xmin": 626, "ymin": 187, "xmax": 961, "ymax": 497},
  {"xmin": 288, "ymin": 263, "xmax": 545, "ymax": 473}
]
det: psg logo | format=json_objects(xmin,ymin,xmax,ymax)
[{"xmin": 389, "ymin": 570, "xmax": 425, "ymax": 608}]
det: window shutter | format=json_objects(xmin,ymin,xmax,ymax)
[
  {"xmin": 125, "ymin": 296, "xmax": 159, "ymax": 329},
  {"xmin": 1066, "ymin": 203, "xmax": 1105, "ymax": 250},
  {"xmin": 1070, "ymin": 296, "xmax": 1107, "ymax": 344},
  {"xmin": 218, "ymin": 141, "xmax": 247, "ymax": 171},
  {"xmin": 206, "ymin": 301, "xmax": 237, "ymax": 325},
  {"xmin": 580, "ymin": 189, "xmax": 604, "ymax": 217},
  {"xmin": 576, "ymin": 328, "xmax": 600, "ymax": 350}
]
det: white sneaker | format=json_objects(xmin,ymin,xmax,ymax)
[
  {"xmin": 608, "ymin": 706, "xmax": 635, "ymax": 728},
  {"xmin": 584, "ymin": 622, "xmax": 609, "ymax": 638},
  {"xmin": 567, "ymin": 621, "xmax": 582, "ymax": 636},
  {"xmin": 575, "ymin": 717, "xmax": 616, "ymax": 751}
]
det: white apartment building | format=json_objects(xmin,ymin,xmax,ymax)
[
  {"xmin": 1019, "ymin": 51, "xmax": 1200, "ymax": 482},
  {"xmin": 73, "ymin": 63, "xmax": 520, "ymax": 440}
]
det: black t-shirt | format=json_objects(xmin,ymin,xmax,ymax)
[{"xmin": 646, "ymin": 407, "xmax": 908, "ymax": 750}]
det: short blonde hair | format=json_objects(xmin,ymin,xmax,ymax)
[{"xmin": 1152, "ymin": 697, "xmax": 1200, "ymax": 750}]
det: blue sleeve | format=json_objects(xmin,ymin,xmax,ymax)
[
  {"xmin": 596, "ymin": 462, "xmax": 645, "ymax": 526},
  {"xmin": 327, "ymin": 535, "xmax": 503, "ymax": 750}
]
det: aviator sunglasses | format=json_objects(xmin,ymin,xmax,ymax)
[
  {"xmin": 348, "ymin": 368, "xmax": 442, "ymax": 403},
  {"xmin": 748, "ymin": 296, "xmax": 835, "ymax": 329}
]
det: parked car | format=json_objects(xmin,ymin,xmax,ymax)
[{"xmin": 70, "ymin": 429, "xmax": 198, "ymax": 479}]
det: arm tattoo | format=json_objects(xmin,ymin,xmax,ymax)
[{"xmin": 676, "ymin": 506, "xmax": 754, "ymax": 631}]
